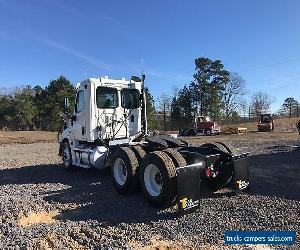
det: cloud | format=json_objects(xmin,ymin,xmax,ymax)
[{"xmin": 36, "ymin": 37, "xmax": 113, "ymax": 71}]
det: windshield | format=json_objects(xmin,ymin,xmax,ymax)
[
  {"xmin": 96, "ymin": 87, "xmax": 118, "ymax": 108},
  {"xmin": 261, "ymin": 115, "xmax": 271, "ymax": 123},
  {"xmin": 121, "ymin": 89, "xmax": 140, "ymax": 109}
]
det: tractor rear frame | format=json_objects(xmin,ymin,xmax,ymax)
[{"xmin": 110, "ymin": 135, "xmax": 250, "ymax": 212}]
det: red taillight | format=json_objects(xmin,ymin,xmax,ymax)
[
  {"xmin": 205, "ymin": 167, "xmax": 211, "ymax": 177},
  {"xmin": 205, "ymin": 162, "xmax": 219, "ymax": 178}
]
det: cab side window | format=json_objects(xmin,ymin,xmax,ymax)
[{"xmin": 76, "ymin": 90, "xmax": 84, "ymax": 113}]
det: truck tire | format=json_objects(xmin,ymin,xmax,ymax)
[
  {"xmin": 205, "ymin": 129, "xmax": 212, "ymax": 136},
  {"xmin": 140, "ymin": 151, "xmax": 177, "ymax": 207},
  {"xmin": 191, "ymin": 128, "xmax": 198, "ymax": 136},
  {"xmin": 159, "ymin": 135, "xmax": 182, "ymax": 147},
  {"xmin": 111, "ymin": 147, "xmax": 139, "ymax": 194},
  {"xmin": 131, "ymin": 145, "xmax": 146, "ymax": 164},
  {"xmin": 145, "ymin": 136, "xmax": 168, "ymax": 149},
  {"xmin": 200, "ymin": 142, "xmax": 236, "ymax": 155},
  {"xmin": 163, "ymin": 148, "xmax": 186, "ymax": 168},
  {"xmin": 61, "ymin": 142, "xmax": 75, "ymax": 170}
]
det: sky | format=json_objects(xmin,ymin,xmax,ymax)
[{"xmin": 0, "ymin": 0, "xmax": 300, "ymax": 112}]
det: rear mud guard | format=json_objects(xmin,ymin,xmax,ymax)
[
  {"xmin": 176, "ymin": 152, "xmax": 250, "ymax": 214},
  {"xmin": 231, "ymin": 153, "xmax": 250, "ymax": 191},
  {"xmin": 176, "ymin": 163, "xmax": 203, "ymax": 213}
]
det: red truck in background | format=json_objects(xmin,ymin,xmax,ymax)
[
  {"xmin": 195, "ymin": 116, "xmax": 221, "ymax": 135},
  {"xmin": 179, "ymin": 116, "xmax": 221, "ymax": 136}
]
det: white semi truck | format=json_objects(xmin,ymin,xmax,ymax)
[{"xmin": 58, "ymin": 75, "xmax": 249, "ymax": 211}]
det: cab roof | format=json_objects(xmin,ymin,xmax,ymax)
[{"xmin": 76, "ymin": 77, "xmax": 141, "ymax": 89}]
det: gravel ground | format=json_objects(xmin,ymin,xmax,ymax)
[{"xmin": 0, "ymin": 135, "xmax": 299, "ymax": 249}]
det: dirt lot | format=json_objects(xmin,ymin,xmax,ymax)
[
  {"xmin": 223, "ymin": 117, "xmax": 300, "ymax": 133},
  {"xmin": 0, "ymin": 131, "xmax": 57, "ymax": 144},
  {"xmin": 0, "ymin": 131, "xmax": 299, "ymax": 249}
]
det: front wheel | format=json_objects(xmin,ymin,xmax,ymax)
[
  {"xmin": 205, "ymin": 129, "xmax": 212, "ymax": 136},
  {"xmin": 61, "ymin": 142, "xmax": 75, "ymax": 170}
]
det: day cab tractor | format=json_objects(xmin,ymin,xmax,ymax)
[
  {"xmin": 257, "ymin": 114, "xmax": 274, "ymax": 132},
  {"xmin": 195, "ymin": 116, "xmax": 221, "ymax": 136},
  {"xmin": 179, "ymin": 116, "xmax": 221, "ymax": 136},
  {"xmin": 58, "ymin": 75, "xmax": 250, "ymax": 212}
]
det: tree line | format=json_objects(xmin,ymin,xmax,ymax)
[
  {"xmin": 0, "ymin": 76, "xmax": 75, "ymax": 131},
  {"xmin": 153, "ymin": 57, "xmax": 247, "ymax": 130},
  {"xmin": 152, "ymin": 57, "xmax": 299, "ymax": 130}
]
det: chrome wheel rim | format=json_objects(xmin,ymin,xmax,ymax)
[
  {"xmin": 113, "ymin": 158, "xmax": 127, "ymax": 186},
  {"xmin": 62, "ymin": 146, "xmax": 71, "ymax": 167},
  {"xmin": 144, "ymin": 164, "xmax": 163, "ymax": 197}
]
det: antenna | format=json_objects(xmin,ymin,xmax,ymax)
[
  {"xmin": 140, "ymin": 58, "xmax": 147, "ymax": 135},
  {"xmin": 141, "ymin": 58, "xmax": 144, "ymax": 77}
]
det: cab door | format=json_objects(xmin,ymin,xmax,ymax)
[{"xmin": 72, "ymin": 89, "xmax": 86, "ymax": 141}]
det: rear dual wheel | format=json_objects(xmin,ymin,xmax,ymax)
[
  {"xmin": 163, "ymin": 148, "xmax": 186, "ymax": 168},
  {"xmin": 111, "ymin": 147, "xmax": 139, "ymax": 194},
  {"xmin": 111, "ymin": 147, "xmax": 183, "ymax": 207},
  {"xmin": 130, "ymin": 145, "xmax": 146, "ymax": 164},
  {"xmin": 139, "ymin": 151, "xmax": 177, "ymax": 207}
]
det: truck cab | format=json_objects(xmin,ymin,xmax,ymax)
[
  {"xmin": 58, "ymin": 77, "xmax": 143, "ymax": 170},
  {"xmin": 195, "ymin": 116, "xmax": 221, "ymax": 136}
]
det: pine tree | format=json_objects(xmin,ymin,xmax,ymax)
[
  {"xmin": 282, "ymin": 97, "xmax": 298, "ymax": 118},
  {"xmin": 191, "ymin": 57, "xmax": 229, "ymax": 119},
  {"xmin": 145, "ymin": 87, "xmax": 155, "ymax": 129}
]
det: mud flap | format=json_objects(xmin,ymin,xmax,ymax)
[
  {"xmin": 232, "ymin": 153, "xmax": 250, "ymax": 191},
  {"xmin": 176, "ymin": 152, "xmax": 250, "ymax": 213},
  {"xmin": 176, "ymin": 162, "xmax": 204, "ymax": 213}
]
